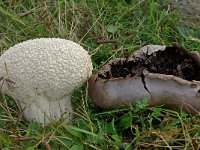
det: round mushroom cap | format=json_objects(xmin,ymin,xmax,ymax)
[{"xmin": 0, "ymin": 38, "xmax": 93, "ymax": 102}]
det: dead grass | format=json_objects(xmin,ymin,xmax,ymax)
[{"xmin": 0, "ymin": 0, "xmax": 200, "ymax": 149}]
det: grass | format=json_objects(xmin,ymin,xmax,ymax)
[{"xmin": 0, "ymin": 0, "xmax": 200, "ymax": 149}]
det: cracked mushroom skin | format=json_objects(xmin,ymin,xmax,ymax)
[
  {"xmin": 0, "ymin": 38, "xmax": 92, "ymax": 125},
  {"xmin": 88, "ymin": 45, "xmax": 200, "ymax": 114}
]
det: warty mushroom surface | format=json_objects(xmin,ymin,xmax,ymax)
[{"xmin": 0, "ymin": 38, "xmax": 93, "ymax": 125}]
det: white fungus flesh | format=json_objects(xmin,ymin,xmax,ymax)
[{"xmin": 0, "ymin": 38, "xmax": 93, "ymax": 125}]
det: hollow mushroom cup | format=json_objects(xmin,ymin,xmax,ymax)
[
  {"xmin": 0, "ymin": 38, "xmax": 93, "ymax": 125},
  {"xmin": 88, "ymin": 45, "xmax": 200, "ymax": 114}
]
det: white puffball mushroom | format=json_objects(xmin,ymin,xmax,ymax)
[{"xmin": 0, "ymin": 38, "xmax": 93, "ymax": 125}]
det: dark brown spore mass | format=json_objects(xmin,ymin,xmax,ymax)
[{"xmin": 98, "ymin": 46, "xmax": 200, "ymax": 81}]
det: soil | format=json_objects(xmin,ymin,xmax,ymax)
[
  {"xmin": 98, "ymin": 45, "xmax": 200, "ymax": 81},
  {"xmin": 170, "ymin": 0, "xmax": 200, "ymax": 27}
]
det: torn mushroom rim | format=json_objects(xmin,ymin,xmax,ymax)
[
  {"xmin": 96, "ymin": 46, "xmax": 200, "ymax": 86},
  {"xmin": 96, "ymin": 57, "xmax": 200, "ymax": 88},
  {"xmin": 95, "ymin": 71, "xmax": 200, "ymax": 87},
  {"xmin": 90, "ymin": 70, "xmax": 200, "ymax": 110}
]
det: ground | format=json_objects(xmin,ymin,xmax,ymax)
[
  {"xmin": 170, "ymin": 0, "xmax": 200, "ymax": 27},
  {"xmin": 0, "ymin": 0, "xmax": 200, "ymax": 149}
]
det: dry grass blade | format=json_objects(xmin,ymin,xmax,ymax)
[{"xmin": 1, "ymin": 0, "xmax": 200, "ymax": 149}]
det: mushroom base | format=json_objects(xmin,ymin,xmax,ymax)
[{"xmin": 19, "ymin": 94, "xmax": 73, "ymax": 125}]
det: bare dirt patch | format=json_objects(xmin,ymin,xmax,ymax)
[{"xmin": 170, "ymin": 0, "xmax": 200, "ymax": 26}]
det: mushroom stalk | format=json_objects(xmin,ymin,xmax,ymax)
[{"xmin": 20, "ymin": 94, "xmax": 73, "ymax": 124}]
